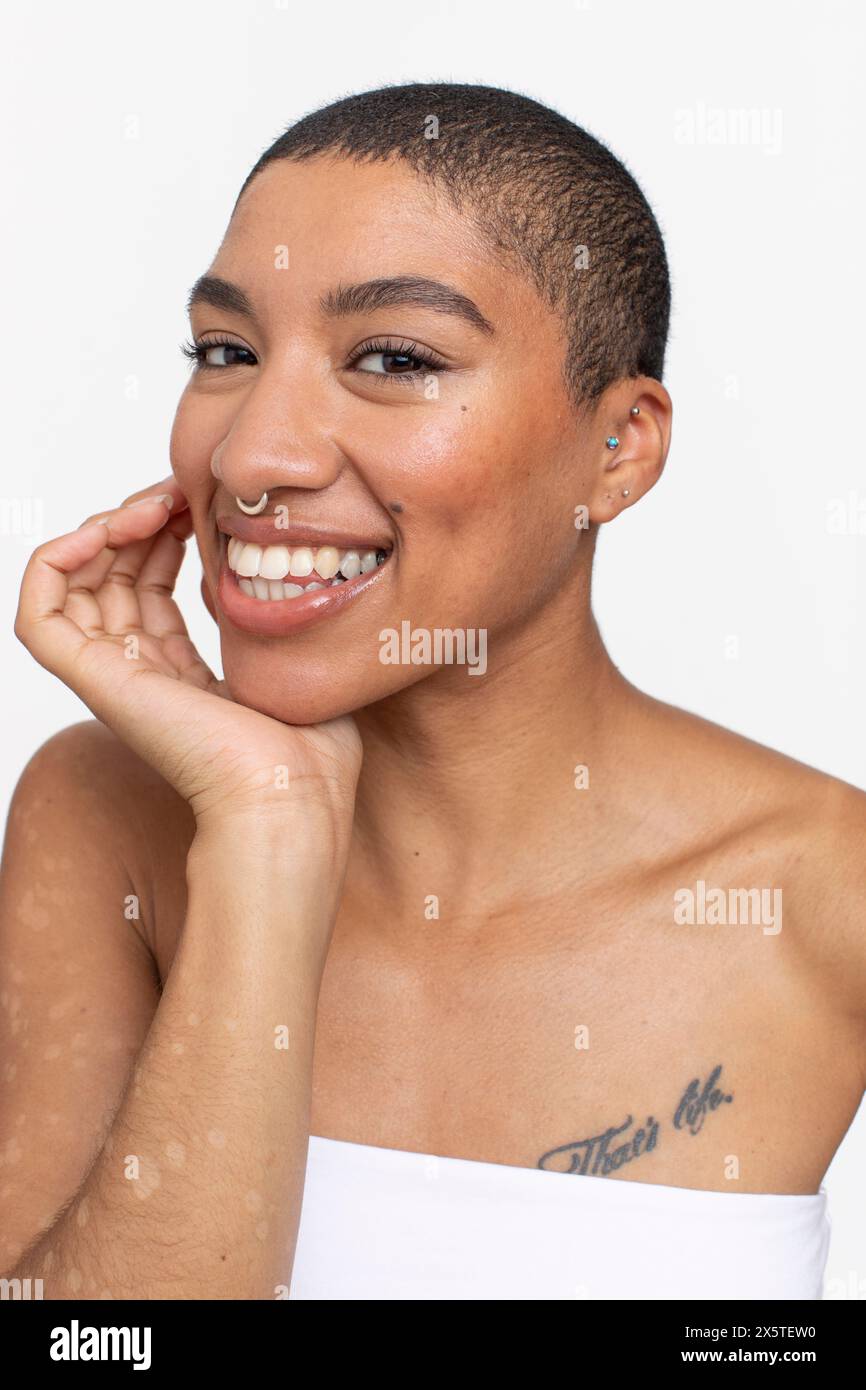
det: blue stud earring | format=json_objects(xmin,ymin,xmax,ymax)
[{"xmin": 606, "ymin": 436, "xmax": 619, "ymax": 450}]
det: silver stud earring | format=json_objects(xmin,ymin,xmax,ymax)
[
  {"xmin": 630, "ymin": 406, "xmax": 640, "ymax": 416},
  {"xmin": 236, "ymin": 491, "xmax": 268, "ymax": 515},
  {"xmin": 622, "ymin": 488, "xmax": 630, "ymax": 497}
]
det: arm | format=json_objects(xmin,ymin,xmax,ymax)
[
  {"xmin": 6, "ymin": 480, "xmax": 362, "ymax": 1298},
  {"xmin": 4, "ymin": 817, "xmax": 338, "ymax": 1300}
]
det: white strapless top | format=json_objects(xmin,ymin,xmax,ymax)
[{"xmin": 289, "ymin": 1135, "xmax": 831, "ymax": 1300}]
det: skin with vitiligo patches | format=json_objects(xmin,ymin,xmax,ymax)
[{"xmin": 537, "ymin": 1064, "xmax": 734, "ymax": 1176}]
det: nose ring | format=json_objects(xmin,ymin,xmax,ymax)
[{"xmin": 236, "ymin": 491, "xmax": 268, "ymax": 515}]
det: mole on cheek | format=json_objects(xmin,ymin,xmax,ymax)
[{"xmin": 388, "ymin": 502, "xmax": 404, "ymax": 514}]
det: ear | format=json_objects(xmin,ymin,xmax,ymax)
[
  {"xmin": 200, "ymin": 571, "xmax": 218, "ymax": 624},
  {"xmin": 587, "ymin": 378, "xmax": 672, "ymax": 525}
]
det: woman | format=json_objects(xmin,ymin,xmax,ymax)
[{"xmin": 2, "ymin": 81, "xmax": 863, "ymax": 1301}]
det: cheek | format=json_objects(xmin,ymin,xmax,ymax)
[
  {"xmin": 369, "ymin": 401, "xmax": 525, "ymax": 544},
  {"xmin": 381, "ymin": 400, "xmax": 567, "ymax": 573}
]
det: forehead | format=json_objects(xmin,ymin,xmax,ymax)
[{"xmin": 209, "ymin": 155, "xmax": 538, "ymax": 325}]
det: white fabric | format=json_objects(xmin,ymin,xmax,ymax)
[{"xmin": 289, "ymin": 1134, "xmax": 831, "ymax": 1300}]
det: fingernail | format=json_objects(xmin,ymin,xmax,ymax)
[
  {"xmin": 126, "ymin": 494, "xmax": 174, "ymax": 509},
  {"xmin": 78, "ymin": 515, "xmax": 110, "ymax": 528}
]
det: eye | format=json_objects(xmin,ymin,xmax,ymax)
[
  {"xmin": 180, "ymin": 336, "xmax": 257, "ymax": 371},
  {"xmin": 345, "ymin": 337, "xmax": 446, "ymax": 383}
]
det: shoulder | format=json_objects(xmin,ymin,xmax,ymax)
[
  {"xmin": 8, "ymin": 717, "xmax": 194, "ymax": 849},
  {"xmin": 5, "ymin": 719, "xmax": 194, "ymax": 960},
  {"xmin": 657, "ymin": 698, "xmax": 866, "ymax": 1021}
]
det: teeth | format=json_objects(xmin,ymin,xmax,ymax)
[
  {"xmin": 289, "ymin": 547, "xmax": 314, "ymax": 578},
  {"xmin": 228, "ymin": 536, "xmax": 389, "ymax": 598},
  {"xmin": 236, "ymin": 543, "xmax": 262, "ymax": 578},
  {"xmin": 314, "ymin": 546, "xmax": 341, "ymax": 580},
  {"xmin": 260, "ymin": 545, "xmax": 291, "ymax": 580},
  {"xmin": 227, "ymin": 537, "xmax": 243, "ymax": 569}
]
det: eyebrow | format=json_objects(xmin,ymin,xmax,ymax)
[
  {"xmin": 320, "ymin": 276, "xmax": 494, "ymax": 335},
  {"xmin": 187, "ymin": 275, "xmax": 256, "ymax": 322},
  {"xmin": 187, "ymin": 273, "xmax": 495, "ymax": 336}
]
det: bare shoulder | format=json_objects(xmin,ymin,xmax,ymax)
[
  {"xmin": 651, "ymin": 695, "xmax": 866, "ymax": 1023},
  {"xmin": 5, "ymin": 718, "xmax": 194, "ymax": 965}
]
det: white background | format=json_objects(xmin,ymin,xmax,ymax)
[{"xmin": 2, "ymin": 0, "xmax": 864, "ymax": 1295}]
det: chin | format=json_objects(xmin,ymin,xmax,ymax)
[{"xmin": 219, "ymin": 645, "xmax": 420, "ymax": 725}]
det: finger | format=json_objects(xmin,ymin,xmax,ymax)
[
  {"xmin": 94, "ymin": 509, "xmax": 192, "ymax": 634},
  {"xmin": 91, "ymin": 536, "xmax": 155, "ymax": 635},
  {"xmin": 65, "ymin": 497, "xmax": 176, "ymax": 631},
  {"xmin": 75, "ymin": 476, "xmax": 187, "ymax": 534},
  {"xmin": 130, "ymin": 526, "xmax": 219, "ymax": 687},
  {"xmin": 15, "ymin": 523, "xmax": 112, "ymax": 665},
  {"xmin": 166, "ymin": 508, "xmax": 195, "ymax": 541},
  {"xmin": 119, "ymin": 475, "xmax": 188, "ymax": 511},
  {"xmin": 136, "ymin": 529, "xmax": 192, "ymax": 639}
]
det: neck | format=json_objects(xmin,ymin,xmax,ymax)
[{"xmin": 349, "ymin": 580, "xmax": 650, "ymax": 920}]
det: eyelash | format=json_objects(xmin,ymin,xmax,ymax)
[
  {"xmin": 343, "ymin": 336, "xmax": 447, "ymax": 384},
  {"xmin": 180, "ymin": 336, "xmax": 255, "ymax": 371},
  {"xmin": 180, "ymin": 334, "xmax": 448, "ymax": 385}
]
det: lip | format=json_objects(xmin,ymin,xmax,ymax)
[
  {"xmin": 216, "ymin": 513, "xmax": 393, "ymax": 551},
  {"xmin": 216, "ymin": 544, "xmax": 391, "ymax": 636}
]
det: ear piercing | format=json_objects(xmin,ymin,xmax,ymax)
[
  {"xmin": 236, "ymin": 491, "xmax": 268, "ymax": 515},
  {"xmin": 604, "ymin": 412, "xmax": 639, "ymax": 501},
  {"xmin": 606, "ymin": 407, "xmax": 641, "ymax": 450}
]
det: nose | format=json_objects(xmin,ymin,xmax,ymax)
[{"xmin": 210, "ymin": 373, "xmax": 345, "ymax": 502}]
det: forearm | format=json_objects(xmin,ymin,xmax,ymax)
[{"xmin": 11, "ymin": 826, "xmax": 338, "ymax": 1300}]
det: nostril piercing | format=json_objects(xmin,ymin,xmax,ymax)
[{"xmin": 236, "ymin": 491, "xmax": 268, "ymax": 515}]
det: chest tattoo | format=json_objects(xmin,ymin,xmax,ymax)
[{"xmin": 537, "ymin": 1063, "xmax": 734, "ymax": 1175}]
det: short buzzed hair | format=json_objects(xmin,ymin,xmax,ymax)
[{"xmin": 235, "ymin": 82, "xmax": 671, "ymax": 413}]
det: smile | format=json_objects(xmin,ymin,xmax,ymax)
[
  {"xmin": 215, "ymin": 529, "xmax": 393, "ymax": 636},
  {"xmin": 227, "ymin": 538, "xmax": 388, "ymax": 600}
]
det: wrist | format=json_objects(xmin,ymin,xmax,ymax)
[
  {"xmin": 189, "ymin": 808, "xmax": 347, "ymax": 892},
  {"xmin": 184, "ymin": 823, "xmax": 347, "ymax": 969},
  {"xmin": 191, "ymin": 796, "xmax": 351, "ymax": 857}
]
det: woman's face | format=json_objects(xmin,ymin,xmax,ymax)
[{"xmin": 170, "ymin": 155, "xmax": 598, "ymax": 724}]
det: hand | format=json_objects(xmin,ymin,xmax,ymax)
[{"xmin": 14, "ymin": 479, "xmax": 363, "ymax": 841}]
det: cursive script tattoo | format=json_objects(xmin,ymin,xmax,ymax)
[
  {"xmin": 538, "ymin": 1114, "xmax": 660, "ymax": 1175},
  {"xmin": 538, "ymin": 1063, "xmax": 734, "ymax": 1175},
  {"xmin": 673, "ymin": 1063, "xmax": 734, "ymax": 1135}
]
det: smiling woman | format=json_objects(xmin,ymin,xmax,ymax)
[{"xmin": 3, "ymin": 81, "xmax": 865, "ymax": 1303}]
